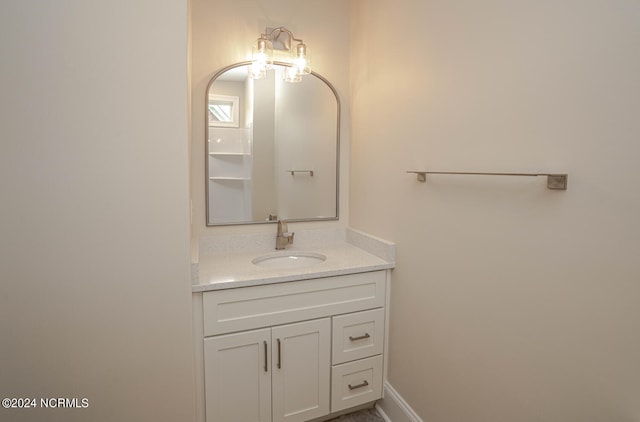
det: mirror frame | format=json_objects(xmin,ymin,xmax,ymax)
[{"xmin": 205, "ymin": 61, "xmax": 341, "ymax": 226}]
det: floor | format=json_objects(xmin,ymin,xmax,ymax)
[{"xmin": 325, "ymin": 407, "xmax": 385, "ymax": 422}]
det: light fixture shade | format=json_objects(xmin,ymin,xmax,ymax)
[
  {"xmin": 283, "ymin": 65, "xmax": 302, "ymax": 83},
  {"xmin": 249, "ymin": 37, "xmax": 273, "ymax": 79},
  {"xmin": 292, "ymin": 42, "xmax": 311, "ymax": 76}
]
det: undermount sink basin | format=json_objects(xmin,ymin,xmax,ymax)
[{"xmin": 252, "ymin": 251, "xmax": 327, "ymax": 269}]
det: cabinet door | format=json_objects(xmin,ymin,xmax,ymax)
[
  {"xmin": 204, "ymin": 328, "xmax": 271, "ymax": 422},
  {"xmin": 271, "ymin": 318, "xmax": 331, "ymax": 422}
]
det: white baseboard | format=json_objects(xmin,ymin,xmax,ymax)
[
  {"xmin": 375, "ymin": 382, "xmax": 423, "ymax": 422},
  {"xmin": 375, "ymin": 403, "xmax": 393, "ymax": 422}
]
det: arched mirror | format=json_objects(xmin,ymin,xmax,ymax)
[{"xmin": 205, "ymin": 61, "xmax": 340, "ymax": 226}]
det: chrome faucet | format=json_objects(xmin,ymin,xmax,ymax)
[{"xmin": 275, "ymin": 220, "xmax": 295, "ymax": 250}]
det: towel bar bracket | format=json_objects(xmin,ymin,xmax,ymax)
[{"xmin": 546, "ymin": 174, "xmax": 568, "ymax": 190}]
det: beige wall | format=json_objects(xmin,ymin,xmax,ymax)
[
  {"xmin": 0, "ymin": 1, "xmax": 195, "ymax": 421},
  {"xmin": 190, "ymin": 0, "xmax": 350, "ymax": 246},
  {"xmin": 350, "ymin": 1, "xmax": 640, "ymax": 421}
]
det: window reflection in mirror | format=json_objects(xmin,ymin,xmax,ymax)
[{"xmin": 208, "ymin": 94, "xmax": 239, "ymax": 127}]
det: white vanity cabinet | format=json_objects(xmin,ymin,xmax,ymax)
[
  {"xmin": 204, "ymin": 319, "xmax": 330, "ymax": 422},
  {"xmin": 195, "ymin": 269, "xmax": 390, "ymax": 422}
]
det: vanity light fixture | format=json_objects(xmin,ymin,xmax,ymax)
[{"xmin": 249, "ymin": 26, "xmax": 311, "ymax": 82}]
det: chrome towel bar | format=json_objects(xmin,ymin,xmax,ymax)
[{"xmin": 406, "ymin": 171, "xmax": 568, "ymax": 190}]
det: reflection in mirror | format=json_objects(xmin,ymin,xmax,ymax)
[
  {"xmin": 208, "ymin": 94, "xmax": 239, "ymax": 127},
  {"xmin": 206, "ymin": 62, "xmax": 339, "ymax": 226}
]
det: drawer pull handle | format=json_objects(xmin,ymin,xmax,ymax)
[
  {"xmin": 348, "ymin": 380, "xmax": 369, "ymax": 390},
  {"xmin": 349, "ymin": 333, "xmax": 370, "ymax": 341},
  {"xmin": 263, "ymin": 341, "xmax": 268, "ymax": 372}
]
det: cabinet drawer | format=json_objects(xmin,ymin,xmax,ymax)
[
  {"xmin": 331, "ymin": 355, "xmax": 383, "ymax": 412},
  {"xmin": 332, "ymin": 308, "xmax": 384, "ymax": 364},
  {"xmin": 203, "ymin": 271, "xmax": 386, "ymax": 336}
]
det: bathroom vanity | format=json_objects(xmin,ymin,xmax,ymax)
[
  {"xmin": 191, "ymin": 228, "xmax": 395, "ymax": 422},
  {"xmin": 197, "ymin": 57, "xmax": 391, "ymax": 421}
]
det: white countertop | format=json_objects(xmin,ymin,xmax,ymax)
[{"xmin": 192, "ymin": 228, "xmax": 395, "ymax": 292}]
